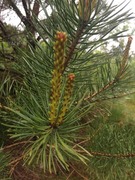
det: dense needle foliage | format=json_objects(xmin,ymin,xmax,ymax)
[{"xmin": 0, "ymin": 0, "xmax": 135, "ymax": 178}]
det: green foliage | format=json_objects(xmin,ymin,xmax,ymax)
[
  {"xmin": 0, "ymin": 149, "xmax": 10, "ymax": 179},
  {"xmin": 0, "ymin": 0, "xmax": 135, "ymax": 176},
  {"xmin": 85, "ymin": 103, "xmax": 135, "ymax": 180},
  {"xmin": 3, "ymin": 47, "xmax": 91, "ymax": 172},
  {"xmin": 0, "ymin": 39, "xmax": 13, "ymax": 53},
  {"xmin": 0, "ymin": 23, "xmax": 25, "ymax": 104}
]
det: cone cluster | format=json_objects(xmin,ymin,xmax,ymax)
[
  {"xmin": 49, "ymin": 32, "xmax": 75, "ymax": 127},
  {"xmin": 56, "ymin": 73, "xmax": 75, "ymax": 126}
]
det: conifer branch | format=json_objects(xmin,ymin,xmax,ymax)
[
  {"xmin": 64, "ymin": 22, "xmax": 87, "ymax": 72},
  {"xmin": 84, "ymin": 36, "xmax": 133, "ymax": 102},
  {"xmin": 84, "ymin": 79, "xmax": 115, "ymax": 101},
  {"xmin": 63, "ymin": 0, "xmax": 97, "ymax": 71},
  {"xmin": 90, "ymin": 151, "xmax": 135, "ymax": 158},
  {"xmin": 88, "ymin": 91, "xmax": 135, "ymax": 103}
]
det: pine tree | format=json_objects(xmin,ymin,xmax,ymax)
[{"xmin": 0, "ymin": 0, "xmax": 135, "ymax": 178}]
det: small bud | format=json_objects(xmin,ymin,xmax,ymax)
[
  {"xmin": 78, "ymin": 0, "xmax": 97, "ymax": 21},
  {"xmin": 128, "ymin": 36, "xmax": 133, "ymax": 43},
  {"xmin": 68, "ymin": 73, "xmax": 75, "ymax": 81},
  {"xmin": 122, "ymin": 36, "xmax": 133, "ymax": 66},
  {"xmin": 117, "ymin": 36, "xmax": 133, "ymax": 78},
  {"xmin": 55, "ymin": 31, "xmax": 67, "ymax": 42}
]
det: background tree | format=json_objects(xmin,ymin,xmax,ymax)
[{"xmin": 0, "ymin": 0, "xmax": 41, "ymax": 47}]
